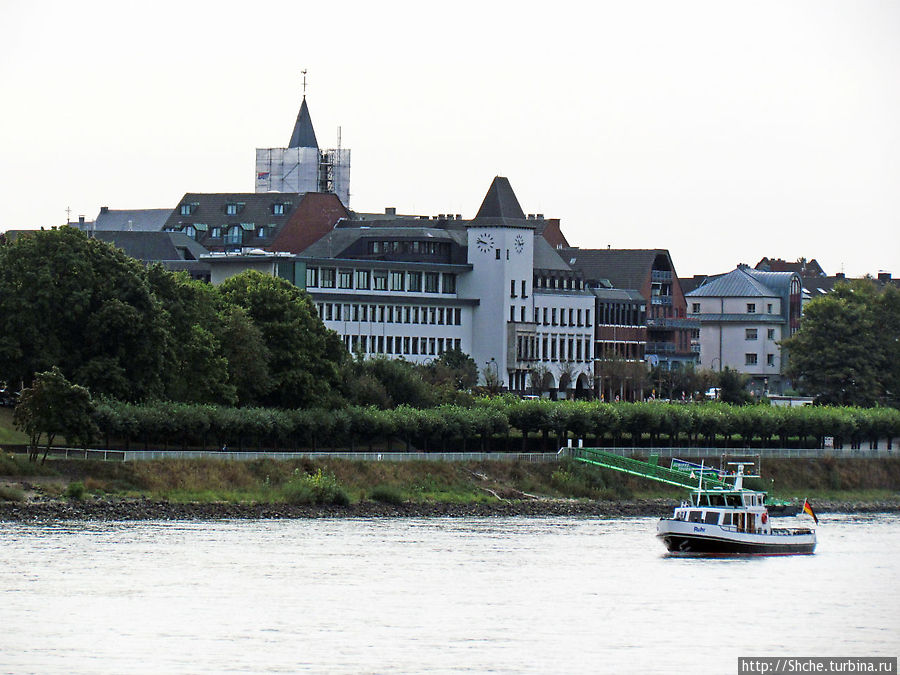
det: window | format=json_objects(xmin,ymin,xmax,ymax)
[
  {"xmin": 510, "ymin": 280, "xmax": 517, "ymax": 298},
  {"xmin": 424, "ymin": 273, "xmax": 439, "ymax": 293},
  {"xmin": 495, "ymin": 248, "xmax": 501, "ymax": 260},
  {"xmin": 745, "ymin": 328, "xmax": 758, "ymax": 340},
  {"xmin": 543, "ymin": 308, "xmax": 548, "ymax": 325},
  {"xmin": 520, "ymin": 306, "xmax": 526, "ymax": 322},
  {"xmin": 338, "ymin": 270, "xmax": 353, "ymax": 289},
  {"xmin": 273, "ymin": 203, "xmax": 285, "ymax": 215},
  {"xmin": 210, "ymin": 227, "xmax": 221, "ymax": 238},
  {"xmin": 408, "ymin": 271, "xmax": 422, "ymax": 292},
  {"xmin": 510, "ymin": 306, "xmax": 515, "ymax": 322},
  {"xmin": 746, "ymin": 303, "xmax": 756, "ymax": 314},
  {"xmin": 182, "ymin": 225, "xmax": 196, "ymax": 239},
  {"xmin": 767, "ymin": 303, "xmax": 773, "ymax": 314},
  {"xmin": 692, "ymin": 302, "xmax": 700, "ymax": 313},
  {"xmin": 373, "ymin": 271, "xmax": 388, "ymax": 291},
  {"xmin": 704, "ymin": 512, "xmax": 720, "ymax": 525},
  {"xmin": 224, "ymin": 226, "xmax": 243, "ymax": 245},
  {"xmin": 767, "ymin": 328, "xmax": 775, "ymax": 340},
  {"xmin": 257, "ymin": 226, "xmax": 267, "ymax": 238},
  {"xmin": 745, "ymin": 353, "xmax": 758, "ymax": 365},
  {"xmin": 355, "ymin": 270, "xmax": 370, "ymax": 290},
  {"xmin": 767, "ymin": 354, "xmax": 775, "ymax": 366},
  {"xmin": 390, "ymin": 271, "xmax": 405, "ymax": 291},
  {"xmin": 226, "ymin": 203, "xmax": 239, "ymax": 216},
  {"xmin": 320, "ymin": 268, "xmax": 336, "ymax": 288},
  {"xmin": 306, "ymin": 267, "xmax": 318, "ymax": 287},
  {"xmin": 179, "ymin": 204, "xmax": 192, "ymax": 216},
  {"xmin": 586, "ymin": 310, "xmax": 591, "ymax": 326},
  {"xmin": 521, "ymin": 280, "xmax": 528, "ymax": 298},
  {"xmin": 551, "ymin": 308, "xmax": 557, "ymax": 325},
  {"xmin": 454, "ymin": 308, "xmax": 461, "ymax": 325},
  {"xmin": 441, "ymin": 273, "xmax": 456, "ymax": 294}
]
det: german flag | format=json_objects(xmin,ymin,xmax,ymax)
[{"xmin": 802, "ymin": 498, "xmax": 819, "ymax": 525}]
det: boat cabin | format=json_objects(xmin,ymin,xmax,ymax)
[{"xmin": 671, "ymin": 488, "xmax": 771, "ymax": 535}]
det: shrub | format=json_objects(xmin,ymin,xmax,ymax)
[
  {"xmin": 65, "ymin": 481, "xmax": 86, "ymax": 500},
  {"xmin": 369, "ymin": 484, "xmax": 406, "ymax": 505},
  {"xmin": 0, "ymin": 485, "xmax": 24, "ymax": 502},
  {"xmin": 280, "ymin": 469, "xmax": 350, "ymax": 506}
]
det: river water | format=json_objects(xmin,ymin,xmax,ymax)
[{"xmin": 1, "ymin": 513, "xmax": 897, "ymax": 674}]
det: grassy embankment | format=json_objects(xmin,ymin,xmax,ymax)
[{"xmin": 0, "ymin": 449, "xmax": 898, "ymax": 506}]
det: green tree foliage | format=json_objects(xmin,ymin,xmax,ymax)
[
  {"xmin": 0, "ymin": 227, "xmax": 168, "ymax": 400},
  {"xmin": 716, "ymin": 367, "xmax": 752, "ymax": 405},
  {"xmin": 217, "ymin": 271, "xmax": 347, "ymax": 408},
  {"xmin": 14, "ymin": 367, "xmax": 96, "ymax": 463},
  {"xmin": 783, "ymin": 281, "xmax": 895, "ymax": 406}
]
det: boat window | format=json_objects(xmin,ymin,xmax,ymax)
[
  {"xmin": 704, "ymin": 512, "xmax": 720, "ymax": 525},
  {"xmin": 722, "ymin": 513, "xmax": 733, "ymax": 526},
  {"xmin": 729, "ymin": 494, "xmax": 745, "ymax": 507},
  {"xmin": 688, "ymin": 511, "xmax": 703, "ymax": 523}
]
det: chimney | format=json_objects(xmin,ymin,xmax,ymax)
[
  {"xmin": 878, "ymin": 271, "xmax": 891, "ymax": 282},
  {"xmin": 385, "ymin": 207, "xmax": 396, "ymax": 216},
  {"xmin": 100, "ymin": 206, "xmax": 109, "ymax": 214},
  {"xmin": 835, "ymin": 272, "xmax": 845, "ymax": 279},
  {"xmin": 78, "ymin": 215, "xmax": 85, "ymax": 224}
]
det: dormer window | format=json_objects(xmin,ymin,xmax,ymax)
[
  {"xmin": 182, "ymin": 225, "xmax": 197, "ymax": 239},
  {"xmin": 225, "ymin": 203, "xmax": 243, "ymax": 216},
  {"xmin": 180, "ymin": 204, "xmax": 192, "ymax": 216},
  {"xmin": 273, "ymin": 203, "xmax": 285, "ymax": 215},
  {"xmin": 210, "ymin": 227, "xmax": 221, "ymax": 238},
  {"xmin": 257, "ymin": 226, "xmax": 267, "ymax": 238}
]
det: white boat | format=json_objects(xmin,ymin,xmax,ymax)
[{"xmin": 656, "ymin": 463, "xmax": 816, "ymax": 556}]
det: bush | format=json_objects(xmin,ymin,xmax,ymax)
[
  {"xmin": 65, "ymin": 481, "xmax": 86, "ymax": 500},
  {"xmin": 368, "ymin": 484, "xmax": 406, "ymax": 505},
  {"xmin": 0, "ymin": 485, "xmax": 24, "ymax": 502},
  {"xmin": 280, "ymin": 469, "xmax": 350, "ymax": 506}
]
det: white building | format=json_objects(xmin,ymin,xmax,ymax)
[
  {"xmin": 255, "ymin": 96, "xmax": 351, "ymax": 207},
  {"xmin": 204, "ymin": 177, "xmax": 595, "ymax": 397},
  {"xmin": 687, "ymin": 266, "xmax": 802, "ymax": 395}
]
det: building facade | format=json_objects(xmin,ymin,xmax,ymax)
[
  {"xmin": 687, "ymin": 266, "xmax": 802, "ymax": 395},
  {"xmin": 203, "ymin": 177, "xmax": 596, "ymax": 397}
]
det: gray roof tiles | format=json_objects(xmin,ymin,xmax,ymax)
[
  {"xmin": 561, "ymin": 248, "xmax": 668, "ymax": 290},
  {"xmin": 687, "ymin": 267, "xmax": 784, "ymax": 298},
  {"xmin": 288, "ymin": 97, "xmax": 319, "ymax": 149},
  {"xmin": 92, "ymin": 208, "xmax": 173, "ymax": 232}
]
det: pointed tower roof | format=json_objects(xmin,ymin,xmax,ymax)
[
  {"xmin": 288, "ymin": 97, "xmax": 319, "ymax": 149},
  {"xmin": 475, "ymin": 176, "xmax": 527, "ymax": 220}
]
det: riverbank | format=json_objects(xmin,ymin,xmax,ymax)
[
  {"xmin": 1, "ymin": 454, "xmax": 898, "ymax": 521},
  {"xmin": 2, "ymin": 495, "xmax": 899, "ymax": 522}
]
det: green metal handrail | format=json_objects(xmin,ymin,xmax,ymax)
[{"xmin": 571, "ymin": 447, "xmax": 732, "ymax": 490}]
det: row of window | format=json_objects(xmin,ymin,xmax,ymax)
[
  {"xmin": 599, "ymin": 302, "xmax": 646, "ymax": 327},
  {"xmin": 514, "ymin": 335, "xmax": 593, "ymax": 363},
  {"xmin": 534, "ymin": 306, "xmax": 592, "ymax": 328},
  {"xmin": 533, "ymin": 275, "xmax": 585, "ymax": 291},
  {"xmin": 181, "ymin": 202, "xmax": 288, "ymax": 216},
  {"xmin": 367, "ymin": 241, "xmax": 451, "ymax": 257},
  {"xmin": 745, "ymin": 353, "xmax": 776, "ymax": 366},
  {"xmin": 343, "ymin": 334, "xmax": 462, "ymax": 357},
  {"xmin": 690, "ymin": 302, "xmax": 775, "ymax": 314},
  {"xmin": 307, "ymin": 267, "xmax": 456, "ymax": 294},
  {"xmin": 174, "ymin": 224, "xmax": 269, "ymax": 243},
  {"xmin": 745, "ymin": 328, "xmax": 777, "ymax": 340},
  {"xmin": 316, "ymin": 303, "xmax": 463, "ymax": 326}
]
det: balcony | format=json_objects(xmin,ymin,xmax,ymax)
[
  {"xmin": 645, "ymin": 341, "xmax": 676, "ymax": 354},
  {"xmin": 650, "ymin": 295, "xmax": 673, "ymax": 306},
  {"xmin": 646, "ymin": 317, "xmax": 700, "ymax": 329},
  {"xmin": 651, "ymin": 270, "xmax": 673, "ymax": 282}
]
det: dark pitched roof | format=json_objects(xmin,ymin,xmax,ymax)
[
  {"xmin": 755, "ymin": 257, "xmax": 826, "ymax": 277},
  {"xmin": 288, "ymin": 97, "xmax": 319, "ymax": 149},
  {"xmin": 686, "ymin": 267, "xmax": 779, "ymax": 298},
  {"xmin": 91, "ymin": 208, "xmax": 173, "ymax": 232},
  {"xmin": 561, "ymin": 248, "xmax": 668, "ymax": 291},
  {"xmin": 474, "ymin": 177, "xmax": 527, "ymax": 221},
  {"xmin": 91, "ymin": 231, "xmax": 209, "ymax": 262}
]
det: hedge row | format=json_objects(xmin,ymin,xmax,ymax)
[{"xmin": 91, "ymin": 399, "xmax": 900, "ymax": 453}]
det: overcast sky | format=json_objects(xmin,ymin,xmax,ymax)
[{"xmin": 2, "ymin": 0, "xmax": 898, "ymax": 278}]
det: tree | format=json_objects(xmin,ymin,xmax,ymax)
[
  {"xmin": 783, "ymin": 281, "xmax": 890, "ymax": 406},
  {"xmin": 424, "ymin": 348, "xmax": 478, "ymax": 391},
  {"xmin": 14, "ymin": 367, "xmax": 96, "ymax": 463},
  {"xmin": 717, "ymin": 367, "xmax": 752, "ymax": 405},
  {"xmin": 217, "ymin": 271, "xmax": 347, "ymax": 408},
  {"xmin": 0, "ymin": 227, "xmax": 169, "ymax": 401}
]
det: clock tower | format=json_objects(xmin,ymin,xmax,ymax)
[{"xmin": 458, "ymin": 177, "xmax": 535, "ymax": 388}]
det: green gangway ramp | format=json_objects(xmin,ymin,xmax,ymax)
[{"xmin": 570, "ymin": 447, "xmax": 731, "ymax": 490}]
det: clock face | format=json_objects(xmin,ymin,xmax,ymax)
[
  {"xmin": 475, "ymin": 232, "xmax": 495, "ymax": 253},
  {"xmin": 514, "ymin": 234, "xmax": 525, "ymax": 253}
]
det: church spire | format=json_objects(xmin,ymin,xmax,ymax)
[{"xmin": 288, "ymin": 71, "xmax": 319, "ymax": 149}]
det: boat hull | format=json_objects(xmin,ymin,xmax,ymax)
[{"xmin": 657, "ymin": 520, "xmax": 816, "ymax": 556}]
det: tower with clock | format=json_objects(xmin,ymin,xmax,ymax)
[{"xmin": 458, "ymin": 177, "xmax": 535, "ymax": 388}]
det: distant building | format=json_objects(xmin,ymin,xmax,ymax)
[
  {"xmin": 161, "ymin": 191, "xmax": 348, "ymax": 254},
  {"xmin": 687, "ymin": 266, "xmax": 802, "ymax": 396},
  {"xmin": 85, "ymin": 206, "xmax": 173, "ymax": 233},
  {"xmin": 254, "ymin": 94, "xmax": 351, "ymax": 206},
  {"xmin": 202, "ymin": 177, "xmax": 597, "ymax": 397},
  {"xmin": 755, "ymin": 256, "xmax": 826, "ymax": 278}
]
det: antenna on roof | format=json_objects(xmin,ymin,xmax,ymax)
[{"xmin": 301, "ymin": 69, "xmax": 308, "ymax": 98}]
